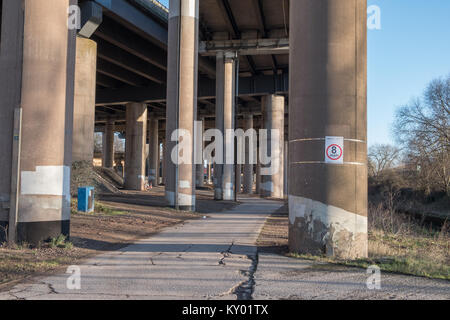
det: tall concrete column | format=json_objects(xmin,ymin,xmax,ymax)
[
  {"xmin": 72, "ymin": 36, "xmax": 97, "ymax": 164},
  {"xmin": 125, "ymin": 103, "xmax": 147, "ymax": 191},
  {"xmin": 0, "ymin": 0, "xmax": 76, "ymax": 244},
  {"xmin": 255, "ymin": 161, "xmax": 261, "ymax": 194},
  {"xmin": 260, "ymin": 95, "xmax": 284, "ymax": 199},
  {"xmin": 284, "ymin": 139, "xmax": 288, "ymax": 198},
  {"xmin": 165, "ymin": 0, "xmax": 198, "ymax": 211},
  {"xmin": 242, "ymin": 113, "xmax": 254, "ymax": 194},
  {"xmin": 289, "ymin": 0, "xmax": 368, "ymax": 259},
  {"xmin": 214, "ymin": 52, "xmax": 237, "ymax": 201},
  {"xmin": 102, "ymin": 118, "xmax": 115, "ymax": 168},
  {"xmin": 161, "ymin": 137, "xmax": 166, "ymax": 185},
  {"xmin": 207, "ymin": 163, "xmax": 212, "ymax": 184},
  {"xmin": 195, "ymin": 117, "xmax": 204, "ymax": 188},
  {"xmin": 148, "ymin": 115, "xmax": 159, "ymax": 187}
]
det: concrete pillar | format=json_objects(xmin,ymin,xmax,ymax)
[
  {"xmin": 284, "ymin": 140, "xmax": 288, "ymax": 198},
  {"xmin": 214, "ymin": 52, "xmax": 237, "ymax": 201},
  {"xmin": 260, "ymin": 95, "xmax": 284, "ymax": 199},
  {"xmin": 255, "ymin": 161, "xmax": 261, "ymax": 195},
  {"xmin": 288, "ymin": 0, "xmax": 368, "ymax": 259},
  {"xmin": 165, "ymin": 0, "xmax": 198, "ymax": 211},
  {"xmin": 242, "ymin": 113, "xmax": 254, "ymax": 194},
  {"xmin": 195, "ymin": 117, "xmax": 204, "ymax": 188},
  {"xmin": 0, "ymin": 0, "xmax": 76, "ymax": 244},
  {"xmin": 72, "ymin": 37, "xmax": 97, "ymax": 163},
  {"xmin": 207, "ymin": 163, "xmax": 212, "ymax": 184},
  {"xmin": 102, "ymin": 118, "xmax": 115, "ymax": 168},
  {"xmin": 162, "ymin": 137, "xmax": 166, "ymax": 185},
  {"xmin": 148, "ymin": 115, "xmax": 159, "ymax": 187},
  {"xmin": 125, "ymin": 103, "xmax": 147, "ymax": 191}
]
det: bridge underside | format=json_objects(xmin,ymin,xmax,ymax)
[{"xmin": 0, "ymin": 0, "xmax": 368, "ymax": 259}]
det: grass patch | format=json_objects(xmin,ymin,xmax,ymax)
[
  {"xmin": 288, "ymin": 204, "xmax": 450, "ymax": 280},
  {"xmin": 71, "ymin": 198, "xmax": 128, "ymax": 216}
]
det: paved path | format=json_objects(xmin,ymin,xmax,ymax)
[
  {"xmin": 0, "ymin": 198, "xmax": 282, "ymax": 300},
  {"xmin": 253, "ymin": 253, "xmax": 450, "ymax": 300},
  {"xmin": 1, "ymin": 197, "xmax": 449, "ymax": 300}
]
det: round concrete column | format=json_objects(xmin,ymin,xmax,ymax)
[
  {"xmin": 214, "ymin": 52, "xmax": 237, "ymax": 201},
  {"xmin": 72, "ymin": 37, "xmax": 97, "ymax": 164},
  {"xmin": 125, "ymin": 103, "xmax": 147, "ymax": 191},
  {"xmin": 148, "ymin": 115, "xmax": 159, "ymax": 187},
  {"xmin": 10, "ymin": 0, "xmax": 76, "ymax": 244},
  {"xmin": 102, "ymin": 118, "xmax": 115, "ymax": 168},
  {"xmin": 288, "ymin": 0, "xmax": 368, "ymax": 259},
  {"xmin": 195, "ymin": 117, "xmax": 205, "ymax": 188},
  {"xmin": 242, "ymin": 113, "xmax": 254, "ymax": 194},
  {"xmin": 165, "ymin": 0, "xmax": 198, "ymax": 211},
  {"xmin": 260, "ymin": 95, "xmax": 284, "ymax": 199}
]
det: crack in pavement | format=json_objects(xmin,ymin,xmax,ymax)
[
  {"xmin": 219, "ymin": 241, "xmax": 234, "ymax": 266},
  {"xmin": 232, "ymin": 252, "xmax": 258, "ymax": 300}
]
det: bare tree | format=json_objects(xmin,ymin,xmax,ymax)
[
  {"xmin": 368, "ymin": 144, "xmax": 401, "ymax": 179},
  {"xmin": 394, "ymin": 74, "xmax": 450, "ymax": 195}
]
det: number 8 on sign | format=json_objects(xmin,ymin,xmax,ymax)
[{"xmin": 325, "ymin": 137, "xmax": 344, "ymax": 164}]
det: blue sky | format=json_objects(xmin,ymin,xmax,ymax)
[{"xmin": 157, "ymin": 0, "xmax": 450, "ymax": 146}]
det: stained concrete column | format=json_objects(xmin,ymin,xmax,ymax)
[
  {"xmin": 72, "ymin": 37, "xmax": 97, "ymax": 163},
  {"xmin": 148, "ymin": 115, "xmax": 159, "ymax": 187},
  {"xmin": 165, "ymin": 0, "xmax": 198, "ymax": 211},
  {"xmin": 284, "ymin": 140, "xmax": 288, "ymax": 198},
  {"xmin": 255, "ymin": 161, "xmax": 261, "ymax": 195},
  {"xmin": 125, "ymin": 103, "xmax": 147, "ymax": 191},
  {"xmin": 161, "ymin": 137, "xmax": 166, "ymax": 185},
  {"xmin": 214, "ymin": 52, "xmax": 237, "ymax": 200},
  {"xmin": 260, "ymin": 95, "xmax": 284, "ymax": 199},
  {"xmin": 242, "ymin": 113, "xmax": 254, "ymax": 194},
  {"xmin": 207, "ymin": 163, "xmax": 212, "ymax": 184},
  {"xmin": 289, "ymin": 0, "xmax": 368, "ymax": 259},
  {"xmin": 0, "ymin": 0, "xmax": 76, "ymax": 244},
  {"xmin": 195, "ymin": 117, "xmax": 205, "ymax": 188},
  {"xmin": 102, "ymin": 118, "xmax": 115, "ymax": 168}
]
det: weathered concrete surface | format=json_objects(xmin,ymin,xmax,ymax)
[
  {"xmin": 0, "ymin": 198, "xmax": 282, "ymax": 300},
  {"xmin": 253, "ymin": 253, "xmax": 450, "ymax": 300}
]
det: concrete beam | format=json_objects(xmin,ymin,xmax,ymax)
[
  {"xmin": 199, "ymin": 38, "xmax": 289, "ymax": 56},
  {"xmin": 96, "ymin": 73, "xmax": 288, "ymax": 105}
]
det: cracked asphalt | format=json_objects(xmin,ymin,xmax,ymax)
[
  {"xmin": 0, "ymin": 198, "xmax": 282, "ymax": 300},
  {"xmin": 1, "ymin": 197, "xmax": 449, "ymax": 300}
]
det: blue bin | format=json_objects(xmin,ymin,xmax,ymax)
[{"xmin": 78, "ymin": 187, "xmax": 95, "ymax": 213}]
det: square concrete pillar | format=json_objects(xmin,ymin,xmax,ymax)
[
  {"xmin": 102, "ymin": 118, "xmax": 115, "ymax": 168},
  {"xmin": 72, "ymin": 36, "xmax": 97, "ymax": 164}
]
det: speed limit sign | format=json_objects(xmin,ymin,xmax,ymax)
[{"xmin": 325, "ymin": 136, "xmax": 344, "ymax": 164}]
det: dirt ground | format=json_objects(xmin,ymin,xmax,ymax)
[
  {"xmin": 256, "ymin": 203, "xmax": 289, "ymax": 253},
  {"xmin": 0, "ymin": 186, "xmax": 237, "ymax": 292}
]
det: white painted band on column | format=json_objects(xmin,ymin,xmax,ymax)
[
  {"xmin": 179, "ymin": 180, "xmax": 191, "ymax": 189},
  {"xmin": 21, "ymin": 166, "xmax": 71, "ymax": 203},
  {"xmin": 288, "ymin": 194, "xmax": 367, "ymax": 237},
  {"xmin": 178, "ymin": 193, "xmax": 195, "ymax": 206},
  {"xmin": 169, "ymin": 0, "xmax": 198, "ymax": 18}
]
